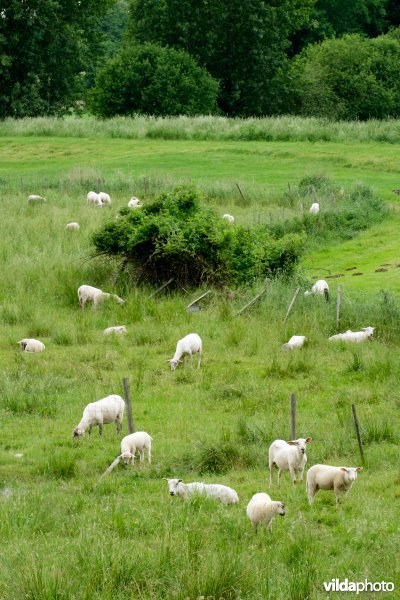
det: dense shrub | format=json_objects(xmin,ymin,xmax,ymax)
[
  {"xmin": 92, "ymin": 187, "xmax": 304, "ymax": 287},
  {"xmin": 87, "ymin": 43, "xmax": 219, "ymax": 117}
]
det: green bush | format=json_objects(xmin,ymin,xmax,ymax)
[
  {"xmin": 92, "ymin": 187, "xmax": 304, "ymax": 287},
  {"xmin": 87, "ymin": 43, "xmax": 219, "ymax": 117}
]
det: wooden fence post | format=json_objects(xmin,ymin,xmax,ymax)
[
  {"xmin": 235, "ymin": 286, "xmax": 268, "ymax": 316},
  {"xmin": 351, "ymin": 403, "xmax": 364, "ymax": 464},
  {"xmin": 290, "ymin": 393, "xmax": 296, "ymax": 440},
  {"xmin": 236, "ymin": 183, "xmax": 246, "ymax": 203},
  {"xmin": 336, "ymin": 285, "xmax": 342, "ymax": 328},
  {"xmin": 283, "ymin": 287, "xmax": 301, "ymax": 325},
  {"xmin": 123, "ymin": 378, "xmax": 134, "ymax": 434},
  {"xmin": 148, "ymin": 278, "xmax": 174, "ymax": 299}
]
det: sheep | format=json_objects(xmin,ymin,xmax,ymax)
[
  {"xmin": 98, "ymin": 192, "xmax": 111, "ymax": 205},
  {"xmin": 163, "ymin": 478, "xmax": 239, "ymax": 504},
  {"xmin": 77, "ymin": 285, "xmax": 125, "ymax": 310},
  {"xmin": 282, "ymin": 335, "xmax": 306, "ymax": 351},
  {"xmin": 329, "ymin": 327, "xmax": 375, "ymax": 343},
  {"xmin": 28, "ymin": 195, "xmax": 47, "ymax": 203},
  {"xmin": 18, "ymin": 338, "xmax": 45, "ymax": 353},
  {"xmin": 306, "ymin": 464, "xmax": 363, "ymax": 507},
  {"xmin": 304, "ymin": 279, "xmax": 329, "ymax": 302},
  {"xmin": 222, "ymin": 213, "xmax": 235, "ymax": 223},
  {"xmin": 128, "ymin": 197, "xmax": 142, "ymax": 208},
  {"xmin": 309, "ymin": 202, "xmax": 320, "ymax": 214},
  {"xmin": 66, "ymin": 222, "xmax": 80, "ymax": 231},
  {"xmin": 269, "ymin": 437, "xmax": 312, "ymax": 487},
  {"xmin": 73, "ymin": 394, "xmax": 125, "ymax": 437},
  {"xmin": 103, "ymin": 326, "xmax": 127, "ymax": 335},
  {"xmin": 246, "ymin": 493, "xmax": 285, "ymax": 532},
  {"xmin": 87, "ymin": 191, "xmax": 102, "ymax": 206},
  {"xmin": 167, "ymin": 333, "xmax": 202, "ymax": 370},
  {"xmin": 120, "ymin": 431, "xmax": 153, "ymax": 465}
]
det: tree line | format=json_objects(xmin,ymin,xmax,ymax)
[{"xmin": 1, "ymin": 0, "xmax": 400, "ymax": 120}]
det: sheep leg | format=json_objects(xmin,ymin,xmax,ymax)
[
  {"xmin": 277, "ymin": 468, "xmax": 283, "ymax": 488},
  {"xmin": 268, "ymin": 520, "xmax": 273, "ymax": 533},
  {"xmin": 307, "ymin": 486, "xmax": 316, "ymax": 505},
  {"xmin": 197, "ymin": 353, "xmax": 201, "ymax": 369},
  {"xmin": 298, "ymin": 467, "xmax": 304, "ymax": 482},
  {"xmin": 139, "ymin": 449, "xmax": 144, "ymax": 463},
  {"xmin": 79, "ymin": 297, "xmax": 85, "ymax": 310},
  {"xmin": 88, "ymin": 425, "xmax": 92, "ymax": 435},
  {"xmin": 99, "ymin": 423, "xmax": 103, "ymax": 436},
  {"xmin": 189, "ymin": 353, "xmax": 193, "ymax": 368},
  {"xmin": 334, "ymin": 486, "xmax": 341, "ymax": 508},
  {"xmin": 269, "ymin": 463, "xmax": 274, "ymax": 487},
  {"xmin": 116, "ymin": 417, "xmax": 122, "ymax": 434},
  {"xmin": 289, "ymin": 466, "xmax": 297, "ymax": 484},
  {"xmin": 147, "ymin": 447, "xmax": 151, "ymax": 464}
]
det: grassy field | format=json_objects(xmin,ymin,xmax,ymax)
[{"xmin": 0, "ymin": 122, "xmax": 399, "ymax": 599}]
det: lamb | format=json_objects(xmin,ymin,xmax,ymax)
[
  {"xmin": 77, "ymin": 285, "xmax": 125, "ymax": 310},
  {"xmin": 163, "ymin": 478, "xmax": 239, "ymax": 504},
  {"xmin": 66, "ymin": 222, "xmax": 80, "ymax": 230},
  {"xmin": 128, "ymin": 197, "xmax": 142, "ymax": 208},
  {"xmin": 329, "ymin": 327, "xmax": 374, "ymax": 343},
  {"xmin": 269, "ymin": 437, "xmax": 312, "ymax": 487},
  {"xmin": 120, "ymin": 432, "xmax": 153, "ymax": 465},
  {"xmin": 17, "ymin": 338, "xmax": 45, "ymax": 353},
  {"xmin": 73, "ymin": 394, "xmax": 125, "ymax": 437},
  {"xmin": 282, "ymin": 335, "xmax": 306, "ymax": 351},
  {"xmin": 167, "ymin": 333, "xmax": 202, "ymax": 370},
  {"xmin": 87, "ymin": 191, "xmax": 102, "ymax": 206},
  {"xmin": 307, "ymin": 464, "xmax": 363, "ymax": 507},
  {"xmin": 309, "ymin": 202, "xmax": 320, "ymax": 214},
  {"xmin": 304, "ymin": 279, "xmax": 329, "ymax": 302},
  {"xmin": 98, "ymin": 192, "xmax": 111, "ymax": 205},
  {"xmin": 103, "ymin": 326, "xmax": 127, "ymax": 335},
  {"xmin": 246, "ymin": 493, "xmax": 285, "ymax": 532},
  {"xmin": 28, "ymin": 195, "xmax": 47, "ymax": 203},
  {"xmin": 222, "ymin": 213, "xmax": 235, "ymax": 223}
]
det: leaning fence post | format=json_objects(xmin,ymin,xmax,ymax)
[
  {"xmin": 351, "ymin": 403, "xmax": 364, "ymax": 464},
  {"xmin": 236, "ymin": 183, "xmax": 246, "ymax": 203},
  {"xmin": 336, "ymin": 285, "xmax": 342, "ymax": 328},
  {"xmin": 123, "ymin": 378, "xmax": 134, "ymax": 434},
  {"xmin": 283, "ymin": 287, "xmax": 301, "ymax": 325},
  {"xmin": 290, "ymin": 393, "xmax": 296, "ymax": 439}
]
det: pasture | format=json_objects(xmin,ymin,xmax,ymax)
[{"xmin": 0, "ymin": 122, "xmax": 399, "ymax": 599}]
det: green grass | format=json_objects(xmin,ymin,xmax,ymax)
[{"xmin": 0, "ymin": 125, "xmax": 399, "ymax": 599}]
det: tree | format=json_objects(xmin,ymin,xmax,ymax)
[
  {"xmin": 87, "ymin": 43, "xmax": 219, "ymax": 117},
  {"xmin": 0, "ymin": 0, "xmax": 113, "ymax": 118},
  {"xmin": 128, "ymin": 0, "xmax": 315, "ymax": 116}
]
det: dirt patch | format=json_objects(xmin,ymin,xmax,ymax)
[
  {"xmin": 375, "ymin": 268, "xmax": 388, "ymax": 272},
  {"xmin": 326, "ymin": 274, "xmax": 345, "ymax": 279},
  {"xmin": 352, "ymin": 272, "xmax": 363, "ymax": 276},
  {"xmin": 345, "ymin": 267, "xmax": 357, "ymax": 271}
]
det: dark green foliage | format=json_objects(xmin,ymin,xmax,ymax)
[
  {"xmin": 88, "ymin": 43, "xmax": 219, "ymax": 117},
  {"xmin": 92, "ymin": 187, "xmax": 304, "ymax": 287}
]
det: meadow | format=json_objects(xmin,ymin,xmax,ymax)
[{"xmin": 0, "ymin": 118, "xmax": 399, "ymax": 599}]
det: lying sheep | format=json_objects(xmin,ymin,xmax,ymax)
[
  {"xmin": 128, "ymin": 197, "xmax": 142, "ymax": 208},
  {"xmin": 307, "ymin": 464, "xmax": 363, "ymax": 507},
  {"xmin": 121, "ymin": 431, "xmax": 152, "ymax": 465},
  {"xmin": 246, "ymin": 493, "xmax": 285, "ymax": 532},
  {"xmin": 18, "ymin": 338, "xmax": 45, "ymax": 353},
  {"xmin": 309, "ymin": 202, "xmax": 320, "ymax": 214},
  {"xmin": 66, "ymin": 222, "xmax": 80, "ymax": 230},
  {"xmin": 167, "ymin": 333, "xmax": 202, "ymax": 370},
  {"xmin": 304, "ymin": 279, "xmax": 329, "ymax": 302},
  {"xmin": 222, "ymin": 213, "xmax": 235, "ymax": 223},
  {"xmin": 269, "ymin": 437, "xmax": 312, "ymax": 487},
  {"xmin": 28, "ymin": 195, "xmax": 47, "ymax": 203},
  {"xmin": 329, "ymin": 327, "xmax": 374, "ymax": 343},
  {"xmin": 78, "ymin": 285, "xmax": 125, "ymax": 310},
  {"xmin": 282, "ymin": 335, "xmax": 306, "ymax": 351},
  {"xmin": 103, "ymin": 326, "xmax": 127, "ymax": 335},
  {"xmin": 98, "ymin": 192, "xmax": 111, "ymax": 205},
  {"xmin": 163, "ymin": 478, "xmax": 239, "ymax": 504},
  {"xmin": 73, "ymin": 394, "xmax": 125, "ymax": 437},
  {"xmin": 87, "ymin": 191, "xmax": 102, "ymax": 206}
]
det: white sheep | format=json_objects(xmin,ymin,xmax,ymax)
[
  {"xmin": 17, "ymin": 338, "xmax": 45, "ymax": 353},
  {"xmin": 304, "ymin": 279, "xmax": 329, "ymax": 301},
  {"xmin": 307, "ymin": 464, "xmax": 363, "ymax": 507},
  {"xmin": 103, "ymin": 326, "xmax": 127, "ymax": 335},
  {"xmin": 282, "ymin": 335, "xmax": 306, "ymax": 351},
  {"xmin": 77, "ymin": 285, "xmax": 125, "ymax": 310},
  {"xmin": 167, "ymin": 333, "xmax": 202, "ymax": 370},
  {"xmin": 87, "ymin": 191, "xmax": 102, "ymax": 206},
  {"xmin": 163, "ymin": 478, "xmax": 239, "ymax": 504},
  {"xmin": 73, "ymin": 394, "xmax": 125, "ymax": 437},
  {"xmin": 66, "ymin": 222, "xmax": 80, "ymax": 230},
  {"xmin": 309, "ymin": 202, "xmax": 320, "ymax": 214},
  {"xmin": 121, "ymin": 432, "xmax": 153, "ymax": 465},
  {"xmin": 246, "ymin": 493, "xmax": 285, "ymax": 532},
  {"xmin": 269, "ymin": 438, "xmax": 312, "ymax": 487},
  {"xmin": 128, "ymin": 197, "xmax": 142, "ymax": 208},
  {"xmin": 222, "ymin": 213, "xmax": 235, "ymax": 223},
  {"xmin": 28, "ymin": 195, "xmax": 47, "ymax": 203},
  {"xmin": 98, "ymin": 192, "xmax": 111, "ymax": 205},
  {"xmin": 329, "ymin": 327, "xmax": 375, "ymax": 343}
]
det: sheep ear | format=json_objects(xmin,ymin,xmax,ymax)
[
  {"xmin": 306, "ymin": 437, "xmax": 312, "ymax": 443},
  {"xmin": 166, "ymin": 359, "xmax": 172, "ymax": 363},
  {"xmin": 356, "ymin": 467, "xmax": 363, "ymax": 471},
  {"xmin": 340, "ymin": 467, "xmax": 348, "ymax": 472},
  {"xmin": 178, "ymin": 479, "xmax": 183, "ymax": 483},
  {"xmin": 287, "ymin": 440, "xmax": 297, "ymax": 445},
  {"xmin": 162, "ymin": 477, "xmax": 169, "ymax": 481}
]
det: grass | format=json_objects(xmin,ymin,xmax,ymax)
[{"xmin": 0, "ymin": 122, "xmax": 399, "ymax": 598}]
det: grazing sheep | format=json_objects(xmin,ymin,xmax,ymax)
[
  {"xmin": 307, "ymin": 464, "xmax": 363, "ymax": 507},
  {"xmin": 121, "ymin": 432, "xmax": 153, "ymax": 465},
  {"xmin": 128, "ymin": 197, "xmax": 142, "ymax": 208},
  {"xmin": 282, "ymin": 335, "xmax": 306, "ymax": 351},
  {"xmin": 28, "ymin": 195, "xmax": 47, "ymax": 203},
  {"xmin": 66, "ymin": 222, "xmax": 80, "ymax": 230},
  {"xmin": 246, "ymin": 493, "xmax": 285, "ymax": 532},
  {"xmin": 103, "ymin": 326, "xmax": 127, "ymax": 335},
  {"xmin": 163, "ymin": 478, "xmax": 239, "ymax": 504},
  {"xmin": 309, "ymin": 202, "xmax": 320, "ymax": 214},
  {"xmin": 329, "ymin": 327, "xmax": 375, "ymax": 343},
  {"xmin": 98, "ymin": 192, "xmax": 111, "ymax": 205},
  {"xmin": 18, "ymin": 338, "xmax": 45, "ymax": 353},
  {"xmin": 73, "ymin": 394, "xmax": 125, "ymax": 437},
  {"xmin": 167, "ymin": 333, "xmax": 202, "ymax": 370},
  {"xmin": 304, "ymin": 279, "xmax": 329, "ymax": 302},
  {"xmin": 87, "ymin": 191, "xmax": 102, "ymax": 206},
  {"xmin": 269, "ymin": 438, "xmax": 312, "ymax": 487},
  {"xmin": 77, "ymin": 285, "xmax": 125, "ymax": 310},
  {"xmin": 222, "ymin": 213, "xmax": 235, "ymax": 223}
]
